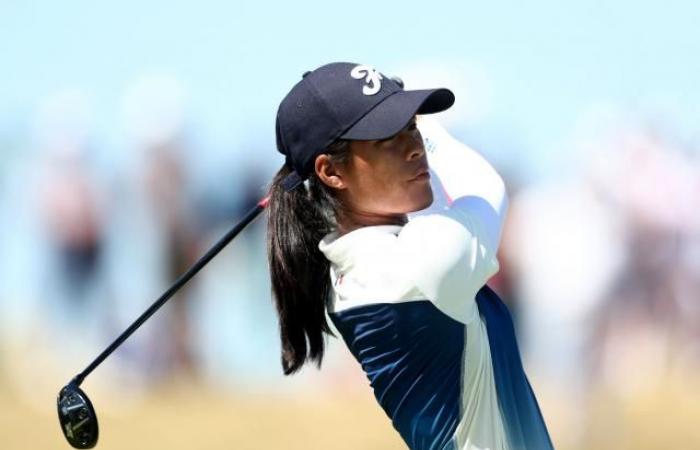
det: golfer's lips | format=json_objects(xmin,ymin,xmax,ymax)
[{"xmin": 409, "ymin": 167, "xmax": 430, "ymax": 181}]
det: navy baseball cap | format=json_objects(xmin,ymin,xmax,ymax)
[{"xmin": 275, "ymin": 62, "xmax": 455, "ymax": 191}]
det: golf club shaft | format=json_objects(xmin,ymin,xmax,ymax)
[{"xmin": 71, "ymin": 196, "xmax": 271, "ymax": 386}]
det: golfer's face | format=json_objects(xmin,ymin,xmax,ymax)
[{"xmin": 342, "ymin": 116, "xmax": 434, "ymax": 216}]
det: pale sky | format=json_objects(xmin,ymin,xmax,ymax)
[{"xmin": 1, "ymin": 0, "xmax": 698, "ymax": 179}]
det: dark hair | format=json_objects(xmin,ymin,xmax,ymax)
[{"xmin": 266, "ymin": 140, "xmax": 350, "ymax": 375}]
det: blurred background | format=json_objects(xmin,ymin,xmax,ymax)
[{"xmin": 1, "ymin": 1, "xmax": 699, "ymax": 449}]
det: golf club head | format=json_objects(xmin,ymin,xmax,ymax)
[{"xmin": 57, "ymin": 382, "xmax": 99, "ymax": 449}]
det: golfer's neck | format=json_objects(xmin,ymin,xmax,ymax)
[{"xmin": 335, "ymin": 208, "xmax": 407, "ymax": 237}]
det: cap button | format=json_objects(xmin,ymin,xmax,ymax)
[
  {"xmin": 390, "ymin": 76, "xmax": 404, "ymax": 89},
  {"xmin": 302, "ymin": 71, "xmax": 312, "ymax": 79}
]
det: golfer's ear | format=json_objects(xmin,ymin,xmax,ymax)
[{"xmin": 315, "ymin": 154, "xmax": 347, "ymax": 190}]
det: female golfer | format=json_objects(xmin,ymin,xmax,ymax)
[{"xmin": 266, "ymin": 62, "xmax": 554, "ymax": 450}]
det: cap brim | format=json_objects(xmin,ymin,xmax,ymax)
[{"xmin": 340, "ymin": 88, "xmax": 454, "ymax": 140}]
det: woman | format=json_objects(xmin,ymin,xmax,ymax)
[{"xmin": 267, "ymin": 62, "xmax": 554, "ymax": 450}]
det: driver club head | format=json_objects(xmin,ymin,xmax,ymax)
[{"xmin": 57, "ymin": 382, "xmax": 99, "ymax": 449}]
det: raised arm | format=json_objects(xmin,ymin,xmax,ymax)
[
  {"xmin": 410, "ymin": 115, "xmax": 509, "ymax": 251},
  {"xmin": 397, "ymin": 116, "xmax": 509, "ymax": 324}
]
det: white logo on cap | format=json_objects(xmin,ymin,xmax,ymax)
[{"xmin": 350, "ymin": 65, "xmax": 383, "ymax": 96}]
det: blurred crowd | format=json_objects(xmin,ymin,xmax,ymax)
[
  {"xmin": 0, "ymin": 83, "xmax": 283, "ymax": 400},
  {"xmin": 490, "ymin": 112, "xmax": 700, "ymax": 445},
  {"xmin": 1, "ymin": 83, "xmax": 699, "ymax": 449}
]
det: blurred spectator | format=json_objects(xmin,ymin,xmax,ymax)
[
  {"xmin": 118, "ymin": 75, "xmax": 199, "ymax": 380},
  {"xmin": 584, "ymin": 123, "xmax": 700, "ymax": 395},
  {"xmin": 38, "ymin": 144, "xmax": 106, "ymax": 312},
  {"xmin": 31, "ymin": 89, "xmax": 113, "ymax": 357},
  {"xmin": 0, "ymin": 90, "xmax": 123, "ymax": 405},
  {"xmin": 490, "ymin": 174, "xmax": 527, "ymax": 334}
]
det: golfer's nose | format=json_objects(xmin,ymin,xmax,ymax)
[{"xmin": 407, "ymin": 138, "xmax": 425, "ymax": 161}]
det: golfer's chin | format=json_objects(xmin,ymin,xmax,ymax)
[{"xmin": 404, "ymin": 184, "xmax": 434, "ymax": 214}]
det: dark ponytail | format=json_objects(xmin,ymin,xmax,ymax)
[{"xmin": 266, "ymin": 141, "xmax": 349, "ymax": 375}]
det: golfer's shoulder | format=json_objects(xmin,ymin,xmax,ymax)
[
  {"xmin": 397, "ymin": 209, "xmax": 492, "ymax": 266},
  {"xmin": 319, "ymin": 226, "xmax": 425, "ymax": 313}
]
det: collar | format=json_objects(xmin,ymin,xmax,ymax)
[{"xmin": 318, "ymin": 225, "xmax": 403, "ymax": 269}]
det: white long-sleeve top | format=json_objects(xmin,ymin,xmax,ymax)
[
  {"xmin": 319, "ymin": 117, "xmax": 552, "ymax": 450},
  {"xmin": 323, "ymin": 116, "xmax": 508, "ymax": 321}
]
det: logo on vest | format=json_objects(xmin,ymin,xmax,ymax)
[{"xmin": 350, "ymin": 65, "xmax": 383, "ymax": 96}]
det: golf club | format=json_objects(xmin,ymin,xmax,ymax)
[{"xmin": 57, "ymin": 194, "xmax": 271, "ymax": 449}]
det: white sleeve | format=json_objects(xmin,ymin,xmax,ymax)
[
  {"xmin": 397, "ymin": 116, "xmax": 509, "ymax": 324},
  {"xmin": 411, "ymin": 115, "xmax": 509, "ymax": 252}
]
